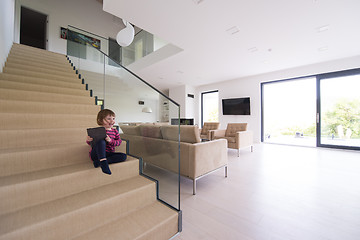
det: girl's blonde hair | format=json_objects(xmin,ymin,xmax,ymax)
[{"xmin": 97, "ymin": 109, "xmax": 115, "ymax": 125}]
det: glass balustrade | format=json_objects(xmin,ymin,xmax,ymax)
[
  {"xmin": 66, "ymin": 26, "xmax": 180, "ymax": 211},
  {"xmin": 66, "ymin": 25, "xmax": 167, "ymax": 67}
]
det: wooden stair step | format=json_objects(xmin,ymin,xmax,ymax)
[
  {"xmin": 6, "ymin": 54, "xmax": 74, "ymax": 72},
  {"xmin": 3, "ymin": 67, "xmax": 79, "ymax": 83},
  {"xmin": 10, "ymin": 47, "xmax": 67, "ymax": 61},
  {"xmin": 11, "ymin": 43, "xmax": 65, "ymax": 58},
  {"xmin": 0, "ymin": 176, "xmax": 156, "ymax": 240},
  {"xmin": 0, "ymin": 80, "xmax": 89, "ymax": 96},
  {"xmin": 5, "ymin": 56, "xmax": 75, "ymax": 73},
  {"xmin": 0, "ymin": 88, "xmax": 94, "ymax": 105},
  {"xmin": 74, "ymin": 201, "xmax": 179, "ymax": 240},
  {"xmin": 4, "ymin": 61, "xmax": 78, "ymax": 79},
  {"xmin": 0, "ymin": 112, "xmax": 96, "ymax": 130},
  {"xmin": 8, "ymin": 51, "xmax": 69, "ymax": 67},
  {"xmin": 0, "ymin": 99, "xmax": 99, "ymax": 115},
  {"xmin": 0, "ymin": 73, "xmax": 84, "ymax": 90},
  {"xmin": 0, "ymin": 143, "xmax": 91, "ymax": 177},
  {"xmin": 0, "ymin": 157, "xmax": 140, "ymax": 215},
  {"xmin": 0, "ymin": 127, "xmax": 92, "ymax": 150}
]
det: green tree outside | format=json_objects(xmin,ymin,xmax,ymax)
[
  {"xmin": 279, "ymin": 99, "xmax": 360, "ymax": 139},
  {"xmin": 322, "ymin": 99, "xmax": 360, "ymax": 138}
]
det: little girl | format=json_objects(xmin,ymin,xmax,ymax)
[{"xmin": 86, "ymin": 109, "xmax": 127, "ymax": 175}]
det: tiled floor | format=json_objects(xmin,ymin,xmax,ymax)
[{"xmin": 171, "ymin": 143, "xmax": 360, "ymax": 240}]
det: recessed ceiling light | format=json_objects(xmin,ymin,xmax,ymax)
[
  {"xmin": 192, "ymin": 0, "xmax": 204, "ymax": 4},
  {"xmin": 226, "ymin": 26, "xmax": 240, "ymax": 35},
  {"xmin": 317, "ymin": 25, "xmax": 330, "ymax": 33},
  {"xmin": 318, "ymin": 46, "xmax": 328, "ymax": 51},
  {"xmin": 248, "ymin": 47, "xmax": 258, "ymax": 53}
]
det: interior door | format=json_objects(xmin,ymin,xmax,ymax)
[{"xmin": 20, "ymin": 6, "xmax": 47, "ymax": 49}]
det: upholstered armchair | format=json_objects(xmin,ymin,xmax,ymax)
[
  {"xmin": 210, "ymin": 123, "xmax": 253, "ymax": 157},
  {"xmin": 199, "ymin": 122, "xmax": 220, "ymax": 140}
]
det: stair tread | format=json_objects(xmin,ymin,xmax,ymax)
[
  {"xmin": 0, "ymin": 98, "xmax": 97, "ymax": 108},
  {"xmin": 0, "ymin": 88, "xmax": 94, "ymax": 104},
  {"xmin": 3, "ymin": 67, "xmax": 78, "ymax": 82},
  {"xmin": 5, "ymin": 62, "xmax": 77, "ymax": 78},
  {"xmin": 6, "ymin": 55, "xmax": 72, "ymax": 71},
  {"xmin": 0, "ymin": 112, "xmax": 96, "ymax": 130},
  {"xmin": 0, "ymin": 72, "xmax": 83, "ymax": 89},
  {"xmin": 0, "ymin": 127, "xmax": 95, "ymax": 151},
  {"xmin": 0, "ymin": 112, "xmax": 96, "ymax": 117},
  {"xmin": 5, "ymin": 56, "xmax": 74, "ymax": 72},
  {"xmin": 74, "ymin": 201, "xmax": 178, "ymax": 240},
  {"xmin": 0, "ymin": 142, "xmax": 88, "ymax": 155},
  {"xmin": 0, "ymin": 175, "xmax": 155, "ymax": 236},
  {"xmin": 9, "ymin": 51, "xmax": 67, "ymax": 62},
  {"xmin": 12, "ymin": 43, "xmax": 65, "ymax": 56},
  {"xmin": 0, "ymin": 79, "xmax": 86, "ymax": 93},
  {"xmin": 0, "ymin": 156, "xmax": 138, "ymax": 187}
]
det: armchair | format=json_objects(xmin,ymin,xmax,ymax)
[
  {"xmin": 199, "ymin": 122, "xmax": 220, "ymax": 140},
  {"xmin": 211, "ymin": 123, "xmax": 253, "ymax": 157}
]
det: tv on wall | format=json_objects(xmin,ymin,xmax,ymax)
[{"xmin": 222, "ymin": 97, "xmax": 251, "ymax": 115}]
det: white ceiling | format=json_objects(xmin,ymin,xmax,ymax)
[{"xmin": 103, "ymin": 0, "xmax": 360, "ymax": 92}]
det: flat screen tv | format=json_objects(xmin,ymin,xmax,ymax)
[{"xmin": 222, "ymin": 97, "xmax": 250, "ymax": 115}]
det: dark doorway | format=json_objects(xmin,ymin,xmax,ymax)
[{"xmin": 20, "ymin": 6, "xmax": 47, "ymax": 49}]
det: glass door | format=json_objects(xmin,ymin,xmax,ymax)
[
  {"xmin": 201, "ymin": 90, "xmax": 219, "ymax": 127},
  {"xmin": 262, "ymin": 77, "xmax": 316, "ymax": 147},
  {"xmin": 318, "ymin": 70, "xmax": 360, "ymax": 149}
]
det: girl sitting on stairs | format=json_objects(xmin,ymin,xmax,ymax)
[{"xmin": 86, "ymin": 109, "xmax": 127, "ymax": 175}]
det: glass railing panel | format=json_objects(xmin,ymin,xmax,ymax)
[
  {"xmin": 66, "ymin": 25, "xmax": 168, "ymax": 68},
  {"xmin": 66, "ymin": 29, "xmax": 106, "ymax": 102},
  {"xmin": 66, "ymin": 27, "xmax": 180, "ymax": 211},
  {"xmin": 67, "ymin": 26, "xmax": 109, "ymax": 56},
  {"xmin": 104, "ymin": 57, "xmax": 180, "ymax": 209}
]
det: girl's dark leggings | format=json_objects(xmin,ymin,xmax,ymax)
[{"xmin": 90, "ymin": 139, "xmax": 127, "ymax": 165}]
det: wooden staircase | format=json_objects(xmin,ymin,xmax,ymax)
[{"xmin": 0, "ymin": 43, "xmax": 178, "ymax": 240}]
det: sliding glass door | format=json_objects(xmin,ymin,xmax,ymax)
[
  {"xmin": 262, "ymin": 68, "xmax": 360, "ymax": 150},
  {"xmin": 318, "ymin": 70, "xmax": 360, "ymax": 149},
  {"xmin": 262, "ymin": 77, "xmax": 316, "ymax": 146}
]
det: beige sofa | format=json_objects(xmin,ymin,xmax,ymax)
[{"xmin": 120, "ymin": 124, "xmax": 228, "ymax": 194}]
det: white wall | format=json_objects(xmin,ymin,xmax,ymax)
[
  {"xmin": 196, "ymin": 56, "xmax": 360, "ymax": 143},
  {"xmin": 185, "ymin": 85, "xmax": 195, "ymax": 119},
  {"xmin": 169, "ymin": 85, "xmax": 186, "ymax": 118},
  {"xmin": 169, "ymin": 84, "xmax": 195, "ymax": 120},
  {"xmin": 0, "ymin": 0, "xmax": 15, "ymax": 72},
  {"xmin": 14, "ymin": 0, "xmax": 123, "ymax": 54}
]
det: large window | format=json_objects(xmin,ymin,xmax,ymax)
[
  {"xmin": 262, "ymin": 77, "xmax": 316, "ymax": 147},
  {"xmin": 262, "ymin": 68, "xmax": 360, "ymax": 150},
  {"xmin": 201, "ymin": 90, "xmax": 219, "ymax": 127}
]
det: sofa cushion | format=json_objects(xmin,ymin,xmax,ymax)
[
  {"xmin": 161, "ymin": 125, "xmax": 201, "ymax": 143},
  {"xmin": 120, "ymin": 125, "xmax": 141, "ymax": 136},
  {"xmin": 139, "ymin": 124, "xmax": 163, "ymax": 139},
  {"xmin": 225, "ymin": 123, "xmax": 247, "ymax": 137}
]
